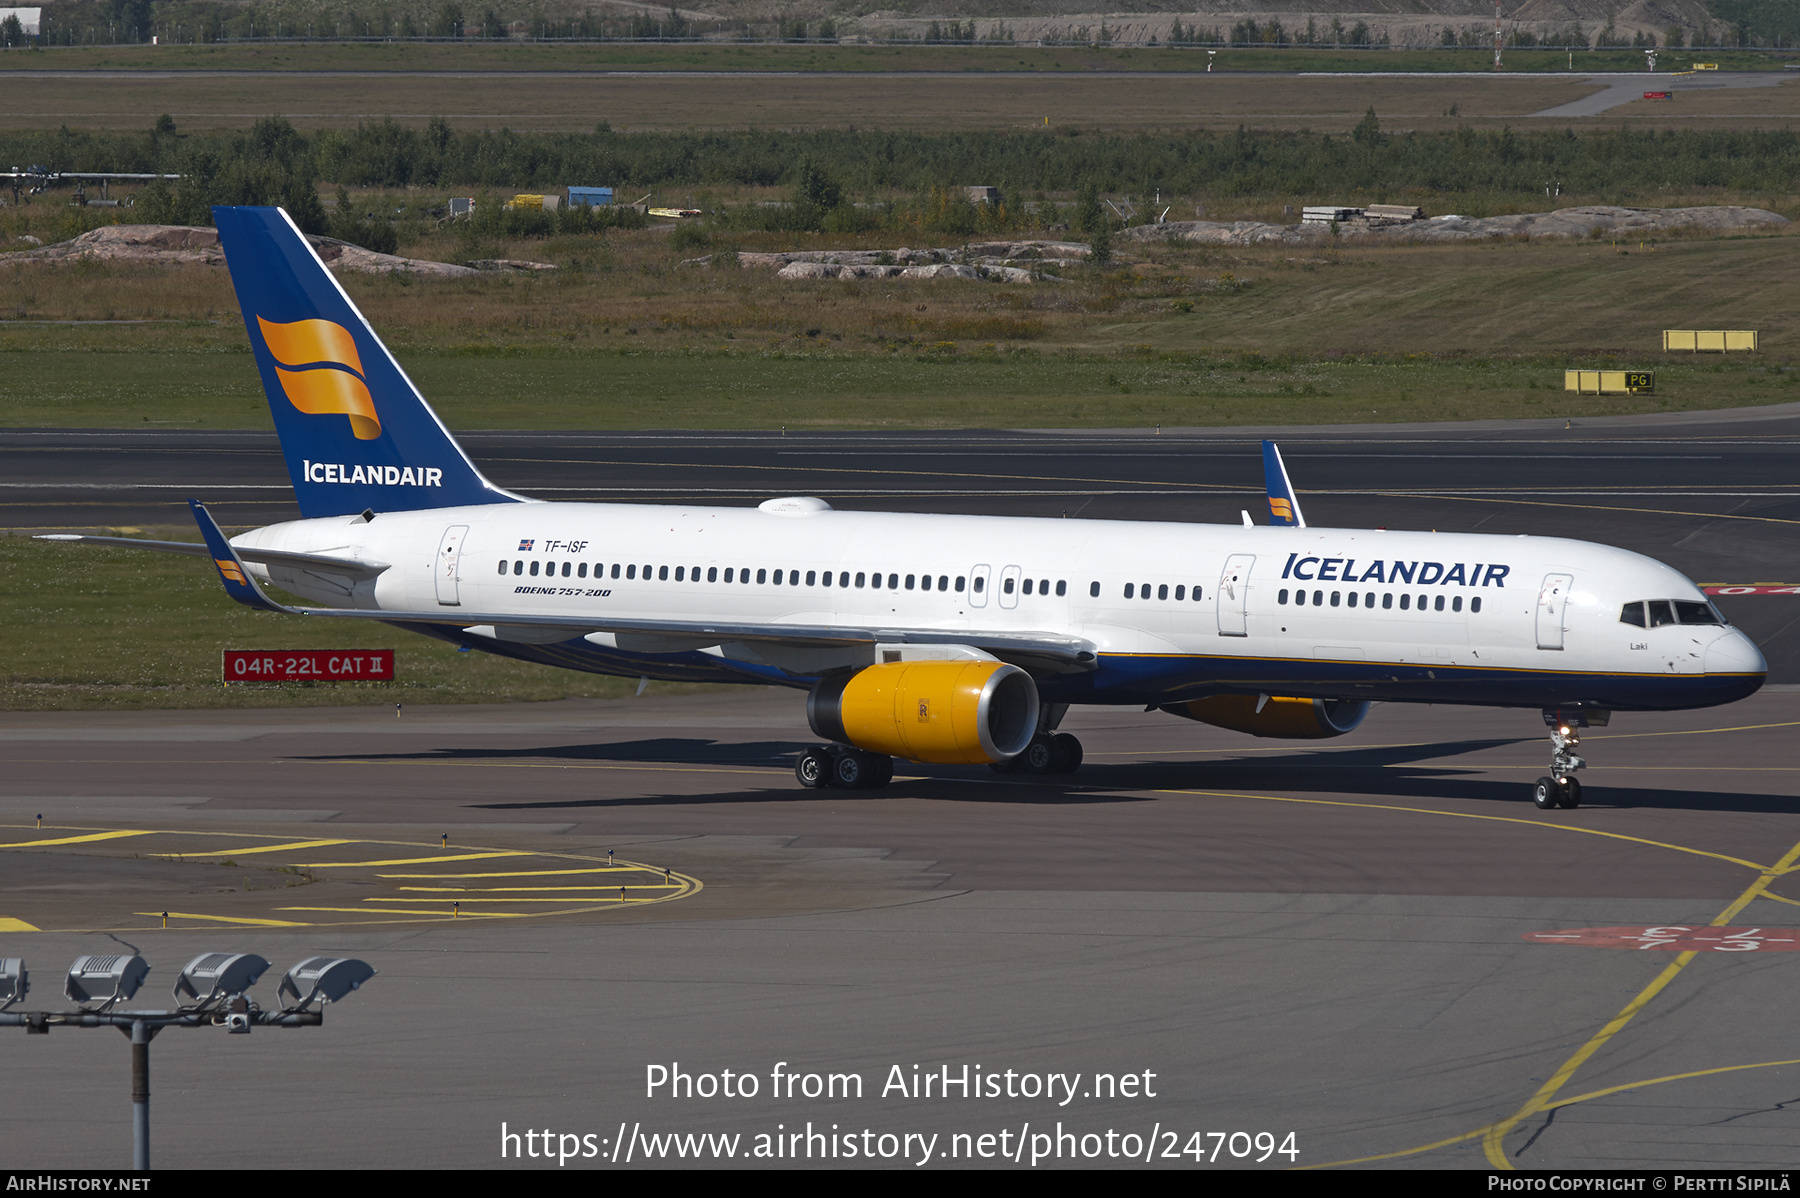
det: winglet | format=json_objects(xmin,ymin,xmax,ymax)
[
  {"xmin": 1261, "ymin": 440, "xmax": 1306, "ymax": 528},
  {"xmin": 188, "ymin": 499, "xmax": 294, "ymax": 613}
]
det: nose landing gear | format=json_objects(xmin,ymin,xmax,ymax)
[{"xmin": 1532, "ymin": 714, "xmax": 1590, "ymax": 809}]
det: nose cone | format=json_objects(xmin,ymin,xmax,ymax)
[{"xmin": 1705, "ymin": 629, "xmax": 1767, "ymax": 692}]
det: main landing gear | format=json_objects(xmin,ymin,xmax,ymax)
[
  {"xmin": 1532, "ymin": 718, "xmax": 1587, "ymax": 810},
  {"xmin": 795, "ymin": 744, "xmax": 894, "ymax": 790},
  {"xmin": 989, "ymin": 732, "xmax": 1084, "ymax": 776}
]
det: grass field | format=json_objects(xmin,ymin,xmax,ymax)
[
  {"xmin": 4, "ymin": 221, "xmax": 1795, "ymax": 431},
  {"xmin": 0, "ymin": 41, "xmax": 1790, "ymax": 77}
]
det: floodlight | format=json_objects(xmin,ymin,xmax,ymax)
[
  {"xmin": 65, "ymin": 954, "xmax": 149, "ymax": 1009},
  {"xmin": 278, "ymin": 957, "xmax": 375, "ymax": 1011},
  {"xmin": 0, "ymin": 958, "xmax": 25, "ymax": 1009},
  {"xmin": 172, "ymin": 952, "xmax": 269, "ymax": 1009}
]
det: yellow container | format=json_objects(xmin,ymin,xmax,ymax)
[
  {"xmin": 1565, "ymin": 370, "xmax": 1654, "ymax": 395},
  {"xmin": 1663, "ymin": 330, "xmax": 1757, "ymax": 351}
]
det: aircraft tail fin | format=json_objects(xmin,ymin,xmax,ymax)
[
  {"xmin": 1261, "ymin": 440, "xmax": 1306, "ymax": 528},
  {"xmin": 212, "ymin": 206, "xmax": 522, "ymax": 519}
]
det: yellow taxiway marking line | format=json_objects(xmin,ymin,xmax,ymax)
[
  {"xmin": 294, "ymin": 851, "xmax": 529, "ymax": 868},
  {"xmin": 1544, "ymin": 1058, "xmax": 1800, "ymax": 1113},
  {"xmin": 135, "ymin": 911, "xmax": 312, "ymax": 927},
  {"xmin": 0, "ymin": 830, "xmax": 153, "ymax": 848},
  {"xmin": 377, "ymin": 867, "xmax": 641, "ymax": 879},
  {"xmin": 278, "ymin": 905, "xmax": 525, "ymax": 918},
  {"xmin": 0, "ymin": 917, "xmax": 40, "ymax": 932},
  {"xmin": 397, "ymin": 877, "xmax": 684, "ymax": 885},
  {"xmin": 1480, "ymin": 834, "xmax": 1800, "ymax": 1170},
  {"xmin": 157, "ymin": 839, "xmax": 354, "ymax": 857},
  {"xmin": 369, "ymin": 895, "xmax": 668, "ymax": 902},
  {"xmin": 1159, "ymin": 788, "xmax": 1766, "ymax": 872}
]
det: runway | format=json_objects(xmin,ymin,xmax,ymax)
[{"xmin": 2, "ymin": 408, "xmax": 1799, "ymax": 1170}]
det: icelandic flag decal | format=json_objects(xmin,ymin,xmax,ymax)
[{"xmin": 518, "ymin": 538, "xmax": 535, "ymax": 551}]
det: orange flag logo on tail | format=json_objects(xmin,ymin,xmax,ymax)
[{"xmin": 256, "ymin": 316, "xmax": 382, "ymax": 441}]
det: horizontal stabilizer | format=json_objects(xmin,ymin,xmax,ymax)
[{"xmin": 36, "ymin": 533, "xmax": 390, "ymax": 580}]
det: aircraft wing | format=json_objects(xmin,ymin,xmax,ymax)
[
  {"xmin": 179, "ymin": 502, "xmax": 1096, "ymax": 670},
  {"xmin": 35, "ymin": 533, "xmax": 391, "ymax": 580}
]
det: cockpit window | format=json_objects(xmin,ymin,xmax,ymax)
[
  {"xmin": 1619, "ymin": 602, "xmax": 1646, "ymax": 628},
  {"xmin": 1674, "ymin": 601, "xmax": 1724, "ymax": 626},
  {"xmin": 1647, "ymin": 600, "xmax": 1676, "ymax": 627}
]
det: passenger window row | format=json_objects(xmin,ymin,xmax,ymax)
[
  {"xmin": 1279, "ymin": 589, "xmax": 1481, "ymax": 614},
  {"xmin": 1112, "ymin": 582, "xmax": 1204, "ymax": 602},
  {"xmin": 498, "ymin": 560, "xmax": 1064, "ymax": 596},
  {"xmin": 1619, "ymin": 600, "xmax": 1724, "ymax": 628}
]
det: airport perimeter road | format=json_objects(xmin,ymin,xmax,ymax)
[
  {"xmin": 1, "ymin": 690, "xmax": 1798, "ymax": 1170},
  {"xmin": 5, "ymin": 403, "xmax": 1797, "ymax": 676}
]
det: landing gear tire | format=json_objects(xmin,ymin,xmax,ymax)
[
  {"xmin": 1533, "ymin": 777, "xmax": 1560, "ymax": 810},
  {"xmin": 1051, "ymin": 733, "xmax": 1083, "ymax": 774},
  {"xmin": 1557, "ymin": 776, "xmax": 1582, "ymax": 809},
  {"xmin": 1021, "ymin": 736, "xmax": 1057, "ymax": 774},
  {"xmin": 795, "ymin": 747, "xmax": 831, "ymax": 789},
  {"xmin": 831, "ymin": 748, "xmax": 892, "ymax": 790}
]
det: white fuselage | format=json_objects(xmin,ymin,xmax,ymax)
[{"xmin": 232, "ymin": 499, "xmax": 1767, "ymax": 712}]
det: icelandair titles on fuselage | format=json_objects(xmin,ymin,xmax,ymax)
[
  {"xmin": 301, "ymin": 459, "xmax": 444, "ymax": 488},
  {"xmin": 1282, "ymin": 553, "xmax": 1511, "ymax": 587}
]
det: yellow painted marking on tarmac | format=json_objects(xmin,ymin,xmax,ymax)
[
  {"xmin": 0, "ymin": 830, "xmax": 153, "ymax": 848},
  {"xmin": 383, "ymin": 893, "xmax": 678, "ymax": 901},
  {"xmin": 1159, "ymin": 788, "xmax": 1765, "ymax": 872},
  {"xmin": 1300, "ymin": 1126, "xmax": 1489, "ymax": 1170},
  {"xmin": 294, "ymin": 851, "xmax": 528, "ymax": 867},
  {"xmin": 137, "ymin": 911, "xmax": 311, "ymax": 927},
  {"xmin": 1589, "ymin": 720, "xmax": 1800, "ymax": 741},
  {"xmin": 377, "ymin": 867, "xmax": 636, "ymax": 878},
  {"xmin": 1544, "ymin": 1058, "xmax": 1800, "ymax": 1113},
  {"xmin": 396, "ymin": 885, "xmax": 680, "ymax": 893},
  {"xmin": 158, "ymin": 839, "xmax": 354, "ymax": 857},
  {"xmin": 1481, "ymin": 835, "xmax": 1800, "ymax": 1170},
  {"xmin": 0, "ymin": 917, "xmax": 40, "ymax": 932},
  {"xmin": 1754, "ymin": 890, "xmax": 1800, "ymax": 908},
  {"xmin": 279, "ymin": 905, "xmax": 525, "ymax": 919}
]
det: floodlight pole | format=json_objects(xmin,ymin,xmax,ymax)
[{"xmin": 130, "ymin": 1019, "xmax": 156, "ymax": 1171}]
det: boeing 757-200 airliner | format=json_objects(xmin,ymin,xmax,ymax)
[{"xmin": 42, "ymin": 207, "xmax": 1767, "ymax": 807}]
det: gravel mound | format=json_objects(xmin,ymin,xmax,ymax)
[
  {"xmin": 1121, "ymin": 205, "xmax": 1789, "ymax": 247},
  {"xmin": 5, "ymin": 224, "xmax": 479, "ymax": 277}
]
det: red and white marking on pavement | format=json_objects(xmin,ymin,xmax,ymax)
[
  {"xmin": 1526, "ymin": 926, "xmax": 1800, "ymax": 952},
  {"xmin": 1703, "ymin": 585, "xmax": 1800, "ymax": 595}
]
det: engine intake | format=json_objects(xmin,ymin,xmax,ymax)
[
  {"xmin": 808, "ymin": 660, "xmax": 1040, "ymax": 764},
  {"xmin": 1165, "ymin": 694, "xmax": 1370, "ymax": 739}
]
